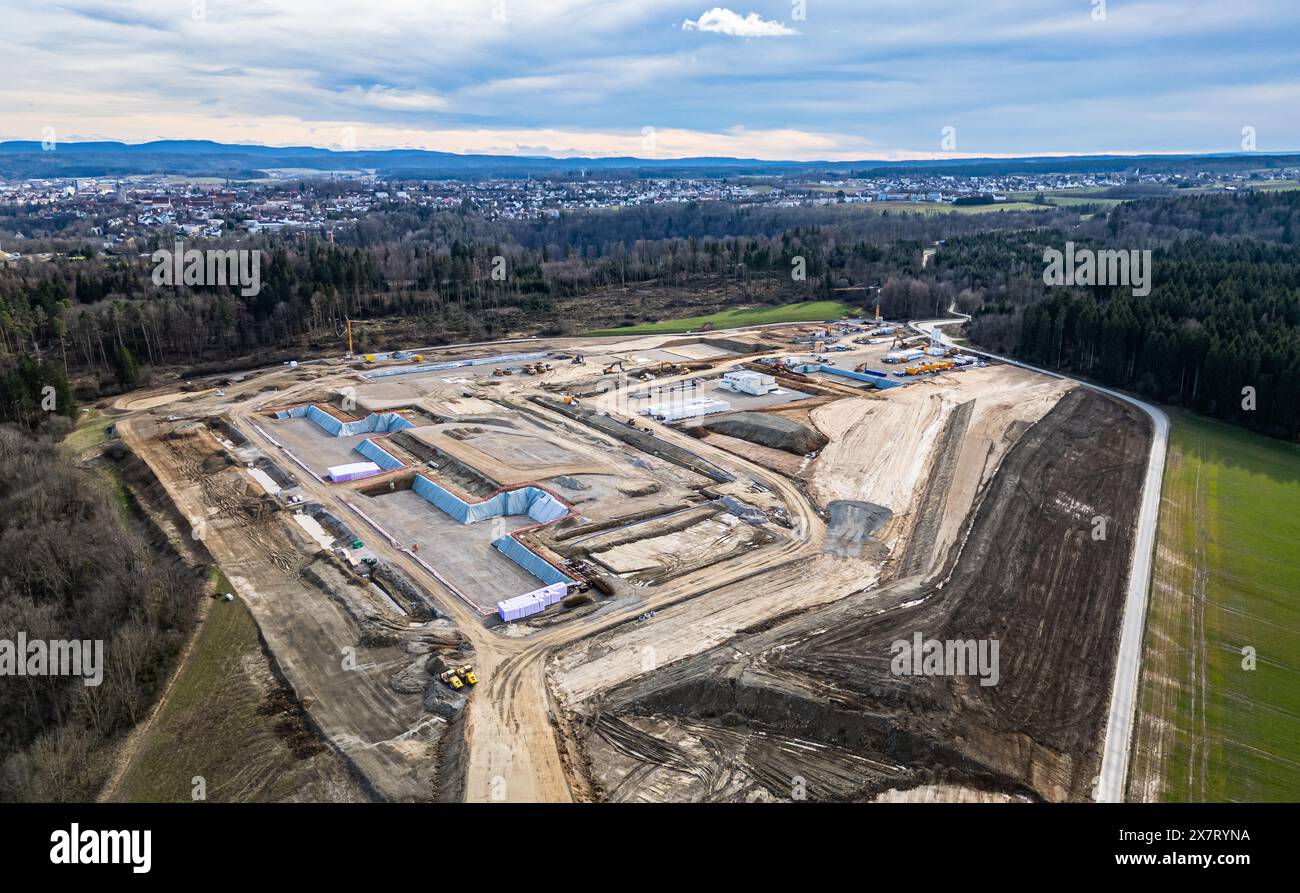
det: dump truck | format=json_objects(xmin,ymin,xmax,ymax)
[
  {"xmin": 439, "ymin": 669, "xmax": 464, "ymax": 690},
  {"xmin": 455, "ymin": 664, "xmax": 478, "ymax": 685}
]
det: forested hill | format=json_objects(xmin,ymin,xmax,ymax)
[{"xmin": 941, "ymin": 191, "xmax": 1300, "ymax": 440}]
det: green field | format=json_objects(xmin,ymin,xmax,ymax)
[
  {"xmin": 115, "ymin": 587, "xmax": 355, "ymax": 802},
  {"xmin": 582, "ymin": 300, "xmax": 860, "ymax": 336},
  {"xmin": 1131, "ymin": 410, "xmax": 1300, "ymax": 801}
]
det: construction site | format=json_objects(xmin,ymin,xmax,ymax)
[{"xmin": 109, "ymin": 309, "xmax": 1154, "ymax": 802}]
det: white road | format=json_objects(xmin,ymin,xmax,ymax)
[{"xmin": 912, "ymin": 313, "xmax": 1169, "ymax": 803}]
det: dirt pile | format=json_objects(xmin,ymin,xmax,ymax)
[{"xmin": 700, "ymin": 412, "xmax": 827, "ymax": 455}]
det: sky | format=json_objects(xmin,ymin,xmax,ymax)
[{"xmin": 1, "ymin": 0, "xmax": 1298, "ymax": 160}]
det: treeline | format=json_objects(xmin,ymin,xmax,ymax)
[
  {"xmin": 0, "ymin": 202, "xmax": 1074, "ymax": 386},
  {"xmin": 0, "ymin": 355, "xmax": 77, "ymax": 430},
  {"xmin": 0, "ymin": 430, "xmax": 203, "ymax": 801},
  {"xmin": 933, "ymin": 191, "xmax": 1300, "ymax": 440}
]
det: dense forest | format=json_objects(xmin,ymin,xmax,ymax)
[
  {"xmin": 0, "ymin": 430, "xmax": 203, "ymax": 801},
  {"xmin": 0, "ymin": 201, "xmax": 1072, "ymax": 410},
  {"xmin": 937, "ymin": 192, "xmax": 1300, "ymax": 440},
  {"xmin": 2, "ymin": 189, "xmax": 1298, "ymax": 438}
]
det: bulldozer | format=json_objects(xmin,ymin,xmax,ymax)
[
  {"xmin": 438, "ymin": 669, "xmax": 464, "ymax": 690},
  {"xmin": 455, "ymin": 664, "xmax": 478, "ymax": 685}
]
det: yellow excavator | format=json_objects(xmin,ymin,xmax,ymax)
[
  {"xmin": 562, "ymin": 394, "xmax": 580, "ymax": 406},
  {"xmin": 602, "ymin": 360, "xmax": 624, "ymax": 375}
]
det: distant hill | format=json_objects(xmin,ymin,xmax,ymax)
[{"xmin": 1, "ymin": 138, "xmax": 1298, "ymax": 180}]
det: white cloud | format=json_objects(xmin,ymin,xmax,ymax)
[{"xmin": 681, "ymin": 8, "xmax": 797, "ymax": 37}]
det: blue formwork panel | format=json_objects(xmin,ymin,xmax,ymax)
[
  {"xmin": 816, "ymin": 365, "xmax": 906, "ymax": 389},
  {"xmin": 408, "ymin": 475, "xmax": 574, "ymax": 586},
  {"xmin": 493, "ymin": 535, "xmax": 576, "ymax": 586},
  {"xmin": 306, "ymin": 404, "xmax": 345, "ymax": 435},
  {"xmin": 281, "ymin": 404, "xmax": 415, "ymax": 437},
  {"xmin": 411, "ymin": 476, "xmax": 569, "ymax": 526},
  {"xmin": 411, "ymin": 474, "xmax": 474, "ymax": 523},
  {"xmin": 354, "ymin": 438, "xmax": 404, "ymax": 470},
  {"xmin": 337, "ymin": 412, "xmax": 414, "ymax": 437}
]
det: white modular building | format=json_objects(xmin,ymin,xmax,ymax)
[
  {"xmin": 326, "ymin": 461, "xmax": 383, "ymax": 482},
  {"xmin": 720, "ymin": 371, "xmax": 777, "ymax": 396},
  {"xmin": 642, "ymin": 397, "xmax": 731, "ymax": 423}
]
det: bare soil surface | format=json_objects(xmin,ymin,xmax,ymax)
[{"xmin": 564, "ymin": 388, "xmax": 1151, "ymax": 802}]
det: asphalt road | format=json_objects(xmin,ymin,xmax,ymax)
[{"xmin": 912, "ymin": 314, "xmax": 1169, "ymax": 803}]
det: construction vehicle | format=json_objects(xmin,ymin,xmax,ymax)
[
  {"xmin": 602, "ymin": 360, "xmax": 624, "ymax": 374},
  {"xmin": 454, "ymin": 664, "xmax": 478, "ymax": 685},
  {"xmin": 439, "ymin": 669, "xmax": 464, "ymax": 690},
  {"xmin": 900, "ymin": 360, "xmax": 954, "ymax": 376},
  {"xmin": 491, "ymin": 367, "xmax": 514, "ymax": 377},
  {"xmin": 571, "ymin": 355, "xmax": 586, "ymax": 365},
  {"xmin": 562, "ymin": 394, "xmax": 580, "ymax": 406}
]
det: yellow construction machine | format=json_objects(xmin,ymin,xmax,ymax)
[
  {"xmin": 439, "ymin": 669, "xmax": 464, "ymax": 690},
  {"xmin": 455, "ymin": 664, "xmax": 478, "ymax": 685}
]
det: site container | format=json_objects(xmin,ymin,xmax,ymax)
[
  {"xmin": 496, "ymin": 583, "xmax": 571, "ymax": 622},
  {"xmin": 641, "ymin": 397, "xmax": 732, "ymax": 423},
  {"xmin": 326, "ymin": 461, "xmax": 382, "ymax": 482}
]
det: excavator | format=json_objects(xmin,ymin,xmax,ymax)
[
  {"xmin": 602, "ymin": 359, "xmax": 624, "ymax": 375},
  {"xmin": 562, "ymin": 394, "xmax": 580, "ymax": 406}
]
